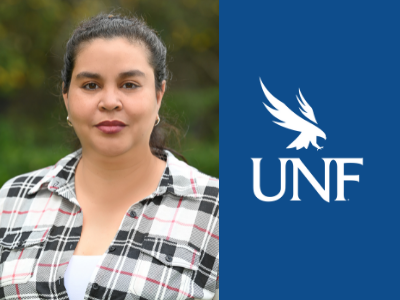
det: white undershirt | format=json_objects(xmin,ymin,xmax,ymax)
[
  {"xmin": 64, "ymin": 255, "xmax": 103, "ymax": 300},
  {"xmin": 64, "ymin": 255, "xmax": 219, "ymax": 300}
]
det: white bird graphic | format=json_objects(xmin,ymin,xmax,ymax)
[{"xmin": 260, "ymin": 78, "xmax": 326, "ymax": 150}]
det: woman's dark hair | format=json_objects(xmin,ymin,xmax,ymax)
[{"xmin": 61, "ymin": 13, "xmax": 185, "ymax": 161}]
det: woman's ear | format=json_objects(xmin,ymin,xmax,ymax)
[
  {"xmin": 156, "ymin": 80, "xmax": 166, "ymax": 109},
  {"xmin": 62, "ymin": 82, "xmax": 69, "ymax": 113}
]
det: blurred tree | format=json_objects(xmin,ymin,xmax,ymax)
[{"xmin": 0, "ymin": 0, "xmax": 219, "ymax": 185}]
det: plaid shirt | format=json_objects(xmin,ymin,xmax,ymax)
[{"xmin": 0, "ymin": 148, "xmax": 219, "ymax": 300}]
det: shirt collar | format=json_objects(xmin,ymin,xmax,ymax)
[{"xmin": 27, "ymin": 148, "xmax": 204, "ymax": 206}]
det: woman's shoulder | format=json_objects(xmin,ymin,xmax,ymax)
[
  {"xmin": 164, "ymin": 150, "xmax": 219, "ymax": 202},
  {"xmin": 0, "ymin": 149, "xmax": 82, "ymax": 198},
  {"xmin": 0, "ymin": 165, "xmax": 55, "ymax": 198}
]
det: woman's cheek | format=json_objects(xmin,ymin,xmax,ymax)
[{"xmin": 71, "ymin": 99, "xmax": 95, "ymax": 123}]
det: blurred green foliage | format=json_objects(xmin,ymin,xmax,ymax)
[{"xmin": 0, "ymin": 0, "xmax": 219, "ymax": 185}]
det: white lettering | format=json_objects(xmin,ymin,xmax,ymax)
[
  {"xmin": 251, "ymin": 158, "xmax": 289, "ymax": 202},
  {"xmin": 291, "ymin": 158, "xmax": 333, "ymax": 202},
  {"xmin": 252, "ymin": 158, "xmax": 363, "ymax": 202},
  {"xmin": 335, "ymin": 158, "xmax": 364, "ymax": 201}
]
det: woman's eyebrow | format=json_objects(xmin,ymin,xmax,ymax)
[
  {"xmin": 76, "ymin": 72, "xmax": 102, "ymax": 80},
  {"xmin": 118, "ymin": 70, "xmax": 145, "ymax": 79},
  {"xmin": 75, "ymin": 70, "xmax": 145, "ymax": 80}
]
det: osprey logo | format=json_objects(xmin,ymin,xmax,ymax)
[
  {"xmin": 260, "ymin": 78, "xmax": 326, "ymax": 150},
  {"xmin": 252, "ymin": 79, "xmax": 363, "ymax": 202}
]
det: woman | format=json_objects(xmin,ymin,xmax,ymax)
[{"xmin": 0, "ymin": 13, "xmax": 219, "ymax": 300}]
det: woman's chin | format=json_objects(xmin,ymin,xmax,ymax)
[{"xmin": 88, "ymin": 142, "xmax": 133, "ymax": 157}]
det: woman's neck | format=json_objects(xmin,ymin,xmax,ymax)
[{"xmin": 74, "ymin": 145, "xmax": 166, "ymax": 208}]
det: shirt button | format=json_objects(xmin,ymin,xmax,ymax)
[
  {"xmin": 130, "ymin": 211, "xmax": 137, "ymax": 218},
  {"xmin": 109, "ymin": 246, "xmax": 116, "ymax": 252},
  {"xmin": 165, "ymin": 255, "xmax": 173, "ymax": 262},
  {"xmin": 92, "ymin": 283, "xmax": 99, "ymax": 290}
]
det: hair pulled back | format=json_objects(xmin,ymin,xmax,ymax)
[{"xmin": 61, "ymin": 13, "xmax": 183, "ymax": 160}]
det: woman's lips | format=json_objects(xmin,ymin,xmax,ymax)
[
  {"xmin": 96, "ymin": 125, "xmax": 125, "ymax": 134},
  {"xmin": 95, "ymin": 121, "xmax": 127, "ymax": 134}
]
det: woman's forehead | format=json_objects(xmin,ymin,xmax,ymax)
[{"xmin": 73, "ymin": 37, "xmax": 152, "ymax": 75}]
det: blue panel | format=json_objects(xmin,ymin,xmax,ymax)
[{"xmin": 220, "ymin": 1, "xmax": 400, "ymax": 299}]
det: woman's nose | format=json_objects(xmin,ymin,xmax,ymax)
[{"xmin": 98, "ymin": 88, "xmax": 122, "ymax": 111}]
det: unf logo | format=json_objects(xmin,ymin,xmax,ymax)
[
  {"xmin": 252, "ymin": 79, "xmax": 363, "ymax": 202},
  {"xmin": 259, "ymin": 78, "xmax": 326, "ymax": 150}
]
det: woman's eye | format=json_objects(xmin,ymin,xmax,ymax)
[
  {"xmin": 83, "ymin": 83, "xmax": 99, "ymax": 90},
  {"xmin": 122, "ymin": 82, "xmax": 138, "ymax": 89}
]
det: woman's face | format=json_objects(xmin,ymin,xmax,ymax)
[{"xmin": 63, "ymin": 37, "xmax": 165, "ymax": 157}]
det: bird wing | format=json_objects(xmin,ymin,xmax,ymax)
[
  {"xmin": 260, "ymin": 78, "xmax": 312, "ymax": 133},
  {"xmin": 296, "ymin": 89, "xmax": 318, "ymax": 124}
]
